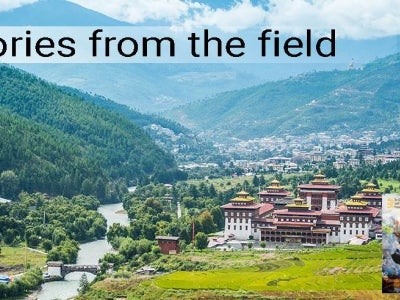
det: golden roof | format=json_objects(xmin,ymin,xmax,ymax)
[
  {"xmin": 311, "ymin": 173, "xmax": 328, "ymax": 184},
  {"xmin": 267, "ymin": 179, "xmax": 282, "ymax": 189},
  {"xmin": 236, "ymin": 190, "xmax": 249, "ymax": 196},
  {"xmin": 351, "ymin": 194, "xmax": 364, "ymax": 201},
  {"xmin": 314, "ymin": 173, "xmax": 326, "ymax": 180},
  {"xmin": 231, "ymin": 196, "xmax": 255, "ymax": 202},
  {"xmin": 361, "ymin": 182, "xmax": 380, "ymax": 193},
  {"xmin": 345, "ymin": 200, "xmax": 368, "ymax": 206},
  {"xmin": 231, "ymin": 190, "xmax": 254, "ymax": 202},
  {"xmin": 286, "ymin": 197, "xmax": 310, "ymax": 208},
  {"xmin": 286, "ymin": 203, "xmax": 310, "ymax": 208}
]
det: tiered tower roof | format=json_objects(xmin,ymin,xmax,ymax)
[
  {"xmin": 298, "ymin": 173, "xmax": 341, "ymax": 191},
  {"xmin": 361, "ymin": 182, "xmax": 381, "ymax": 194},
  {"xmin": 285, "ymin": 197, "xmax": 311, "ymax": 211}
]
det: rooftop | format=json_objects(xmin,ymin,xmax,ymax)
[
  {"xmin": 231, "ymin": 190, "xmax": 255, "ymax": 201},
  {"xmin": 336, "ymin": 205, "xmax": 380, "ymax": 217}
]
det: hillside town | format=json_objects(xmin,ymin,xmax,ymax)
[{"xmin": 229, "ymin": 150, "xmax": 400, "ymax": 174}]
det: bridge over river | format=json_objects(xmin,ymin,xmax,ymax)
[{"xmin": 47, "ymin": 261, "xmax": 103, "ymax": 279}]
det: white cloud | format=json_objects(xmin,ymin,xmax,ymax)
[
  {"xmin": 0, "ymin": 0, "xmax": 37, "ymax": 12},
  {"xmin": 264, "ymin": 0, "xmax": 400, "ymax": 39},
  {"xmin": 68, "ymin": 0, "xmax": 192, "ymax": 24},
  {"xmin": 68, "ymin": 0, "xmax": 400, "ymax": 38},
  {"xmin": 1, "ymin": 0, "xmax": 399, "ymax": 39},
  {"xmin": 179, "ymin": 0, "xmax": 267, "ymax": 33}
]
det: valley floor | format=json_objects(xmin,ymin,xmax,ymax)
[{"xmin": 76, "ymin": 241, "xmax": 396, "ymax": 299}]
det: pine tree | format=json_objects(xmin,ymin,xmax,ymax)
[{"xmin": 77, "ymin": 273, "xmax": 89, "ymax": 295}]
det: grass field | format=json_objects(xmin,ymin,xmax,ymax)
[
  {"xmin": 377, "ymin": 179, "xmax": 400, "ymax": 193},
  {"xmin": 155, "ymin": 245, "xmax": 381, "ymax": 291},
  {"xmin": 186, "ymin": 175, "xmax": 260, "ymax": 192},
  {"xmin": 0, "ymin": 246, "xmax": 47, "ymax": 274},
  {"xmin": 85, "ymin": 242, "xmax": 392, "ymax": 300}
]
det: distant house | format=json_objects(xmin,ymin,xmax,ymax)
[
  {"xmin": 136, "ymin": 266, "xmax": 156, "ymax": 275},
  {"xmin": 156, "ymin": 236, "xmax": 179, "ymax": 254}
]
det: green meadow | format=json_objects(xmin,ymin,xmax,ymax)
[
  {"xmin": 155, "ymin": 244, "xmax": 380, "ymax": 292},
  {"xmin": 85, "ymin": 241, "xmax": 386, "ymax": 299},
  {"xmin": 0, "ymin": 246, "xmax": 47, "ymax": 274}
]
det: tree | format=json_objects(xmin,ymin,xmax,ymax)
[
  {"xmin": 208, "ymin": 184, "xmax": 217, "ymax": 198},
  {"xmin": 252, "ymin": 175, "xmax": 260, "ymax": 188},
  {"xmin": 210, "ymin": 206, "xmax": 224, "ymax": 229},
  {"xmin": 259, "ymin": 175, "xmax": 266, "ymax": 187},
  {"xmin": 198, "ymin": 211, "xmax": 216, "ymax": 234},
  {"xmin": 198, "ymin": 182, "xmax": 209, "ymax": 198},
  {"xmin": 194, "ymin": 232, "xmax": 208, "ymax": 250},
  {"xmin": 0, "ymin": 170, "xmax": 19, "ymax": 199},
  {"xmin": 77, "ymin": 273, "xmax": 90, "ymax": 295},
  {"xmin": 188, "ymin": 184, "xmax": 199, "ymax": 200}
]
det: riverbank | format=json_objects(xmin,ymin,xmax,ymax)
[{"xmin": 32, "ymin": 203, "xmax": 128, "ymax": 300}]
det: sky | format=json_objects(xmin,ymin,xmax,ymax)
[{"xmin": 0, "ymin": 0, "xmax": 399, "ymax": 38}]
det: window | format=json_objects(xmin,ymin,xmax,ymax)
[
  {"xmin": 234, "ymin": 225, "xmax": 236, "ymax": 230},
  {"xmin": 245, "ymin": 226, "xmax": 248, "ymax": 230},
  {"xmin": 228, "ymin": 225, "xmax": 230, "ymax": 230},
  {"xmin": 240, "ymin": 226, "xmax": 242, "ymax": 230}
]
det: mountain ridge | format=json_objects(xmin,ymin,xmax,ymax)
[
  {"xmin": 0, "ymin": 0, "xmax": 130, "ymax": 26},
  {"xmin": 4, "ymin": 0, "xmax": 398, "ymax": 113},
  {"xmin": 164, "ymin": 53, "xmax": 400, "ymax": 141}
]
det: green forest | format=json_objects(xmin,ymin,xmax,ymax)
[{"xmin": 0, "ymin": 65, "xmax": 186, "ymax": 202}]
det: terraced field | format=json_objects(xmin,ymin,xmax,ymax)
[
  {"xmin": 155, "ymin": 245, "xmax": 381, "ymax": 292},
  {"xmin": 85, "ymin": 241, "xmax": 393, "ymax": 299}
]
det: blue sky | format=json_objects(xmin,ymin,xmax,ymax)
[{"xmin": 0, "ymin": 0, "xmax": 399, "ymax": 38}]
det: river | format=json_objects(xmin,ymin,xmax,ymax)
[{"xmin": 32, "ymin": 202, "xmax": 129, "ymax": 300}]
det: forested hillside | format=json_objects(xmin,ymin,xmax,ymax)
[
  {"xmin": 166, "ymin": 53, "xmax": 400, "ymax": 140},
  {"xmin": 62, "ymin": 88, "xmax": 219, "ymax": 163},
  {"xmin": 0, "ymin": 66, "xmax": 185, "ymax": 202}
]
